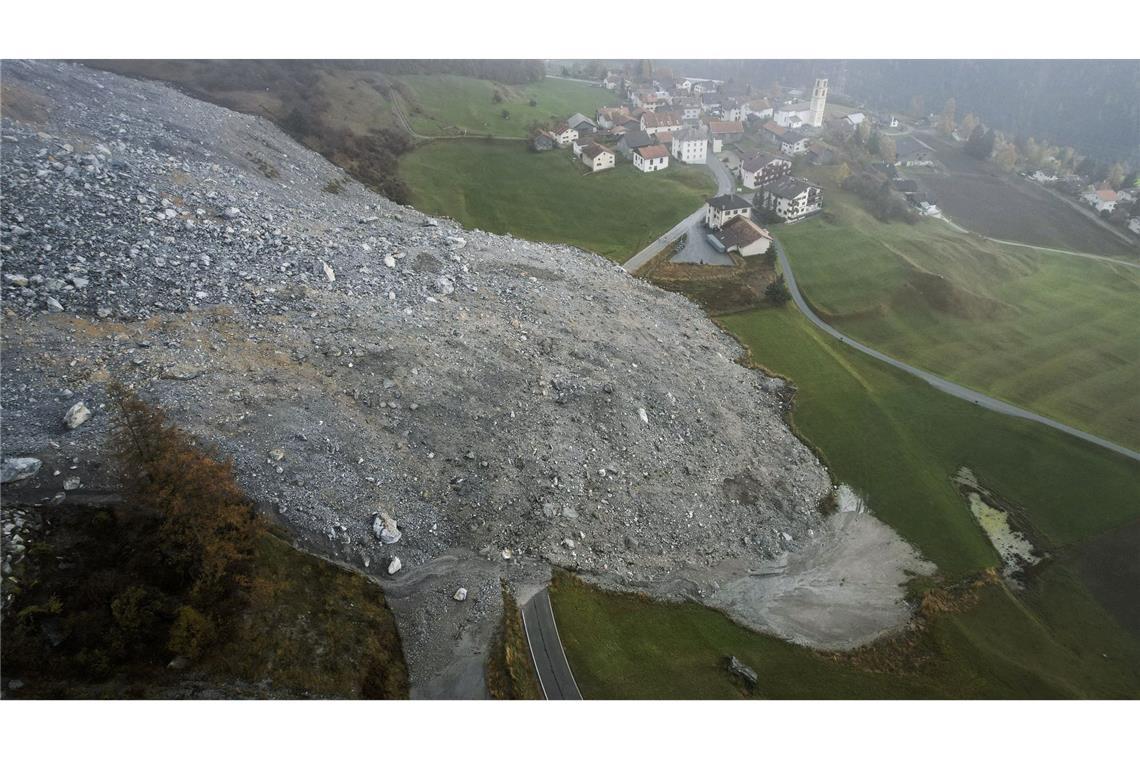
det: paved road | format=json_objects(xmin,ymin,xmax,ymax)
[
  {"xmin": 623, "ymin": 152, "xmax": 735, "ymax": 273},
  {"xmin": 521, "ymin": 588, "xmax": 582, "ymax": 700},
  {"xmin": 773, "ymin": 239, "xmax": 1140, "ymax": 463}
]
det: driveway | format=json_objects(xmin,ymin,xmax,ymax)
[{"xmin": 623, "ymin": 151, "xmax": 738, "ymax": 271}]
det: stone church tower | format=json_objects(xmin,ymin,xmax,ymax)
[{"xmin": 809, "ymin": 78, "xmax": 828, "ymax": 127}]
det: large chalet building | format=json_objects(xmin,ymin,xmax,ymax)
[
  {"xmin": 757, "ymin": 177, "xmax": 822, "ymax": 221},
  {"xmin": 739, "ymin": 153, "xmax": 792, "ymax": 189}
]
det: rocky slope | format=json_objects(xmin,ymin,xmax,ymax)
[{"xmin": 1, "ymin": 61, "xmax": 832, "ymax": 694}]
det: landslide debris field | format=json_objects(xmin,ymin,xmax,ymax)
[{"xmin": 1, "ymin": 62, "xmax": 834, "ymax": 694}]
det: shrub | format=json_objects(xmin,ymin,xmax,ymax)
[
  {"xmin": 109, "ymin": 384, "xmax": 262, "ymax": 603},
  {"xmin": 765, "ymin": 276, "xmax": 792, "ymax": 305},
  {"xmin": 168, "ymin": 606, "xmax": 217, "ymax": 659}
]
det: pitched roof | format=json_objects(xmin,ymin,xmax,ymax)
[
  {"xmin": 747, "ymin": 98, "xmax": 772, "ymax": 110},
  {"xmin": 643, "ymin": 111, "xmax": 681, "ymax": 129},
  {"xmin": 581, "ymin": 144, "xmax": 613, "ymax": 159},
  {"xmin": 777, "ymin": 101, "xmax": 813, "ymax": 113},
  {"xmin": 708, "ymin": 120, "xmax": 744, "ymax": 135},
  {"xmin": 780, "ymin": 132, "xmax": 808, "ymax": 145},
  {"xmin": 714, "ymin": 215, "xmax": 771, "ymax": 249},
  {"xmin": 674, "ymin": 128, "xmax": 706, "ymax": 144},
  {"xmin": 765, "ymin": 176, "xmax": 817, "ymax": 200},
  {"xmin": 762, "ymin": 121, "xmax": 787, "ymax": 136},
  {"xmin": 552, "ymin": 121, "xmax": 574, "ymax": 134},
  {"xmin": 707, "ymin": 194, "xmax": 752, "ymax": 211},
  {"xmin": 620, "ymin": 130, "xmax": 654, "ymax": 149},
  {"xmin": 741, "ymin": 152, "xmax": 788, "ymax": 172},
  {"xmin": 637, "ymin": 145, "xmax": 669, "ymax": 160},
  {"xmin": 567, "ymin": 112, "xmax": 597, "ymax": 129},
  {"xmin": 655, "ymin": 131, "xmax": 674, "ymax": 144}
]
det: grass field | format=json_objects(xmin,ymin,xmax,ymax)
[
  {"xmin": 918, "ymin": 134, "xmax": 1139, "ymax": 259},
  {"xmin": 551, "ymin": 306, "xmax": 1140, "ymax": 698},
  {"xmin": 395, "ymin": 74, "xmax": 618, "ymax": 138},
  {"xmin": 401, "ymin": 140, "xmax": 716, "ymax": 262},
  {"xmin": 777, "ymin": 171, "xmax": 1140, "ymax": 450}
]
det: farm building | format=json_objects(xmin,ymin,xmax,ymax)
[
  {"xmin": 580, "ymin": 144, "xmax": 616, "ymax": 173},
  {"xmin": 634, "ymin": 145, "xmax": 670, "ymax": 172}
]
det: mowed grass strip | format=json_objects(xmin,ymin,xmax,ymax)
[
  {"xmin": 777, "ymin": 175, "xmax": 1140, "ymax": 450},
  {"xmin": 396, "ymin": 74, "xmax": 618, "ymax": 138},
  {"xmin": 401, "ymin": 140, "xmax": 715, "ymax": 263}
]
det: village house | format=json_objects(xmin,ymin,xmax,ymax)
[
  {"xmin": 894, "ymin": 136, "xmax": 934, "ymax": 166},
  {"xmin": 580, "ymin": 143, "xmax": 616, "ymax": 173},
  {"xmin": 721, "ymin": 99, "xmax": 745, "ymax": 122},
  {"xmin": 706, "ymin": 120, "xmax": 745, "ymax": 153},
  {"xmin": 757, "ymin": 177, "xmax": 822, "ymax": 221},
  {"xmin": 778, "ymin": 131, "xmax": 809, "ymax": 156},
  {"xmin": 596, "ymin": 106, "xmax": 629, "ymax": 130},
  {"xmin": 655, "ymin": 130, "xmax": 674, "ymax": 149},
  {"xmin": 676, "ymin": 78, "xmax": 693, "ymax": 92},
  {"xmin": 531, "ymin": 131, "xmax": 556, "ymax": 152},
  {"xmin": 634, "ymin": 144, "xmax": 670, "ymax": 173},
  {"xmin": 615, "ymin": 114, "xmax": 642, "ymax": 133},
  {"xmin": 567, "ymin": 113, "xmax": 598, "ymax": 134},
  {"xmin": 671, "ymin": 128, "xmax": 708, "ymax": 164},
  {"xmin": 672, "ymin": 97, "xmax": 702, "ymax": 121},
  {"xmin": 739, "ymin": 152, "xmax": 792, "ymax": 189},
  {"xmin": 700, "ymin": 92, "xmax": 722, "ymax": 113},
  {"xmin": 1083, "ymin": 187, "xmax": 1118, "ymax": 212},
  {"xmin": 744, "ymin": 98, "xmax": 774, "ymax": 120},
  {"xmin": 571, "ymin": 135, "xmax": 595, "ymax": 157},
  {"xmin": 550, "ymin": 122, "xmax": 579, "ymax": 146},
  {"xmin": 603, "ymin": 74, "xmax": 621, "ymax": 90},
  {"xmin": 1129, "ymin": 217, "xmax": 1140, "ymax": 235},
  {"xmin": 641, "ymin": 110, "xmax": 684, "ymax": 135},
  {"xmin": 704, "ymin": 193, "xmax": 753, "ymax": 229},
  {"xmin": 708, "ymin": 215, "xmax": 773, "ymax": 257},
  {"xmin": 631, "ymin": 91, "xmax": 660, "ymax": 111},
  {"xmin": 843, "ymin": 112, "xmax": 866, "ymax": 128},
  {"xmin": 761, "ymin": 121, "xmax": 787, "ymax": 144},
  {"xmin": 774, "ymin": 101, "xmax": 813, "ymax": 128},
  {"xmin": 616, "ymin": 129, "xmax": 655, "ymax": 159}
]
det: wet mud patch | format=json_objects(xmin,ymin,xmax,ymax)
[{"xmin": 953, "ymin": 467, "xmax": 1043, "ymax": 587}]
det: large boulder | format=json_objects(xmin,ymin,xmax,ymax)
[
  {"xmin": 63, "ymin": 401, "xmax": 92, "ymax": 430},
  {"xmin": 372, "ymin": 511, "xmax": 402, "ymax": 544},
  {"xmin": 1, "ymin": 457, "xmax": 42, "ymax": 484}
]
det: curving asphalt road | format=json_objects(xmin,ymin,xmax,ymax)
[
  {"xmin": 622, "ymin": 151, "xmax": 735, "ymax": 273},
  {"xmin": 521, "ymin": 588, "xmax": 582, "ymax": 700},
  {"xmin": 773, "ymin": 238, "xmax": 1140, "ymax": 463}
]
